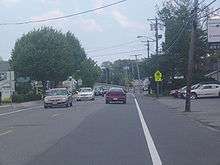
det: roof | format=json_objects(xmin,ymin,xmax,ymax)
[
  {"xmin": 0, "ymin": 61, "xmax": 10, "ymax": 72},
  {"xmin": 205, "ymin": 70, "xmax": 220, "ymax": 77}
]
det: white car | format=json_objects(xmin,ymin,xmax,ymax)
[
  {"xmin": 76, "ymin": 87, "xmax": 95, "ymax": 101},
  {"xmin": 190, "ymin": 84, "xmax": 220, "ymax": 99}
]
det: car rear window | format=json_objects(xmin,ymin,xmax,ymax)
[{"xmin": 110, "ymin": 88, "xmax": 123, "ymax": 92}]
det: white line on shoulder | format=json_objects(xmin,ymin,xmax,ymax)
[{"xmin": 134, "ymin": 97, "xmax": 162, "ymax": 165}]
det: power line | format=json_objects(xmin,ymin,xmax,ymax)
[
  {"xmin": 162, "ymin": 0, "xmax": 217, "ymax": 54},
  {"xmin": 0, "ymin": 0, "xmax": 127, "ymax": 26},
  {"xmin": 89, "ymin": 49, "xmax": 145, "ymax": 58},
  {"xmin": 86, "ymin": 40, "xmax": 139, "ymax": 53},
  {"xmin": 198, "ymin": 7, "xmax": 220, "ymax": 19},
  {"xmin": 199, "ymin": 0, "xmax": 216, "ymax": 12}
]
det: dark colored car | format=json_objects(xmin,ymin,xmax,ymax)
[{"xmin": 105, "ymin": 88, "xmax": 126, "ymax": 104}]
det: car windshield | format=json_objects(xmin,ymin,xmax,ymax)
[
  {"xmin": 47, "ymin": 89, "xmax": 68, "ymax": 96},
  {"xmin": 110, "ymin": 88, "xmax": 123, "ymax": 92},
  {"xmin": 80, "ymin": 88, "xmax": 92, "ymax": 92}
]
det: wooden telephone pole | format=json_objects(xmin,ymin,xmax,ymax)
[{"xmin": 185, "ymin": 0, "xmax": 198, "ymax": 112}]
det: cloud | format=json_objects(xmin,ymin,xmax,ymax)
[
  {"xmin": 80, "ymin": 18, "xmax": 103, "ymax": 32},
  {"xmin": 92, "ymin": 0, "xmax": 105, "ymax": 14},
  {"xmin": 30, "ymin": 9, "xmax": 103, "ymax": 33},
  {"xmin": 30, "ymin": 9, "xmax": 66, "ymax": 30},
  {"xmin": 31, "ymin": 9, "xmax": 64, "ymax": 23},
  {"xmin": 112, "ymin": 10, "xmax": 145, "ymax": 30},
  {"xmin": 40, "ymin": 0, "xmax": 60, "ymax": 4},
  {"xmin": 0, "ymin": 0, "xmax": 20, "ymax": 7}
]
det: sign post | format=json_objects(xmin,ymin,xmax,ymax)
[{"xmin": 154, "ymin": 70, "xmax": 162, "ymax": 98}]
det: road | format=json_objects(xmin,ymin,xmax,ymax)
[{"xmin": 0, "ymin": 94, "xmax": 220, "ymax": 165}]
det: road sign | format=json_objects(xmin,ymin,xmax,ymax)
[
  {"xmin": 208, "ymin": 19, "xmax": 220, "ymax": 43},
  {"xmin": 208, "ymin": 18, "xmax": 220, "ymax": 50},
  {"xmin": 154, "ymin": 70, "xmax": 162, "ymax": 82}
]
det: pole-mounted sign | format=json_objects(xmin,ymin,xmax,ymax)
[
  {"xmin": 154, "ymin": 70, "xmax": 162, "ymax": 98},
  {"xmin": 208, "ymin": 18, "xmax": 220, "ymax": 50},
  {"xmin": 154, "ymin": 70, "xmax": 162, "ymax": 82}
]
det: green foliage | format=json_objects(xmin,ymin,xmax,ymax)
[
  {"xmin": 79, "ymin": 58, "xmax": 102, "ymax": 87},
  {"xmin": 12, "ymin": 93, "xmax": 41, "ymax": 103},
  {"xmin": 138, "ymin": 0, "xmax": 212, "ymax": 89},
  {"xmin": 100, "ymin": 60, "xmax": 136, "ymax": 86},
  {"xmin": 10, "ymin": 27, "xmax": 101, "ymax": 88}
]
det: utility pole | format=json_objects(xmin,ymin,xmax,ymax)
[
  {"xmin": 147, "ymin": 40, "xmax": 150, "ymax": 58},
  {"xmin": 131, "ymin": 54, "xmax": 141, "ymax": 81},
  {"xmin": 131, "ymin": 54, "xmax": 141, "ymax": 93},
  {"xmin": 155, "ymin": 17, "xmax": 159, "ymax": 56},
  {"xmin": 185, "ymin": 0, "xmax": 198, "ymax": 112}
]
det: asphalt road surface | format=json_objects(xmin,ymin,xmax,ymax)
[{"xmin": 0, "ymin": 94, "xmax": 219, "ymax": 165}]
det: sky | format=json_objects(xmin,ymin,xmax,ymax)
[{"xmin": 0, "ymin": 0, "xmax": 219, "ymax": 65}]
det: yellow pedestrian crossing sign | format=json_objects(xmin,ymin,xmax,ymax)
[{"xmin": 154, "ymin": 70, "xmax": 162, "ymax": 82}]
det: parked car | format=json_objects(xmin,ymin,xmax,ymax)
[
  {"xmin": 180, "ymin": 84, "xmax": 201, "ymax": 98},
  {"xmin": 105, "ymin": 88, "xmax": 126, "ymax": 104},
  {"xmin": 94, "ymin": 88, "xmax": 102, "ymax": 96},
  {"xmin": 101, "ymin": 88, "xmax": 109, "ymax": 97},
  {"xmin": 44, "ymin": 88, "xmax": 73, "ymax": 108},
  {"xmin": 190, "ymin": 84, "xmax": 220, "ymax": 99},
  {"xmin": 170, "ymin": 89, "xmax": 179, "ymax": 98},
  {"xmin": 76, "ymin": 87, "xmax": 95, "ymax": 101}
]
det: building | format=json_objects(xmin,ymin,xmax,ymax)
[
  {"xmin": 205, "ymin": 70, "xmax": 220, "ymax": 81},
  {"xmin": 0, "ymin": 61, "xmax": 15, "ymax": 103},
  {"xmin": 205, "ymin": 60, "xmax": 220, "ymax": 81}
]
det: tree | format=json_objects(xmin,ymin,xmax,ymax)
[
  {"xmin": 79, "ymin": 58, "xmax": 101, "ymax": 87},
  {"xmin": 100, "ymin": 59, "xmax": 136, "ymax": 86},
  {"xmin": 10, "ymin": 27, "xmax": 87, "ymax": 88},
  {"xmin": 145, "ymin": 0, "xmax": 210, "ymax": 88}
]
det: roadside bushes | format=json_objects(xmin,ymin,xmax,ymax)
[{"xmin": 12, "ymin": 92, "xmax": 41, "ymax": 103}]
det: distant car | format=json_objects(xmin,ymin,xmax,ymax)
[
  {"xmin": 76, "ymin": 87, "xmax": 95, "ymax": 101},
  {"xmin": 189, "ymin": 84, "xmax": 220, "ymax": 99},
  {"xmin": 94, "ymin": 88, "xmax": 102, "ymax": 96},
  {"xmin": 44, "ymin": 88, "xmax": 73, "ymax": 108},
  {"xmin": 101, "ymin": 89, "xmax": 108, "ymax": 97},
  {"xmin": 170, "ymin": 89, "xmax": 179, "ymax": 98},
  {"xmin": 105, "ymin": 88, "xmax": 126, "ymax": 104}
]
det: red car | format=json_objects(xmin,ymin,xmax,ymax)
[{"xmin": 105, "ymin": 88, "xmax": 126, "ymax": 104}]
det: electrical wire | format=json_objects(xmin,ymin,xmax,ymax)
[
  {"xmin": 198, "ymin": 7, "xmax": 220, "ymax": 19},
  {"xmin": 89, "ymin": 49, "xmax": 145, "ymax": 58},
  {"xmin": 0, "ymin": 0, "xmax": 127, "ymax": 26},
  {"xmin": 86, "ymin": 40, "xmax": 139, "ymax": 53},
  {"xmin": 162, "ymin": 0, "xmax": 218, "ymax": 54}
]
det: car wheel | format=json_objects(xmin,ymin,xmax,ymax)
[
  {"xmin": 92, "ymin": 98, "xmax": 95, "ymax": 101},
  {"xmin": 105, "ymin": 100, "xmax": 109, "ymax": 104},
  {"xmin": 123, "ymin": 100, "xmax": 126, "ymax": 104},
  {"xmin": 191, "ymin": 93, "xmax": 197, "ymax": 99},
  {"xmin": 70, "ymin": 102, "xmax": 73, "ymax": 107},
  {"xmin": 44, "ymin": 105, "xmax": 48, "ymax": 109}
]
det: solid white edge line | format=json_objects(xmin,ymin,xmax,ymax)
[
  {"xmin": 0, "ymin": 130, "xmax": 13, "ymax": 136},
  {"xmin": 134, "ymin": 96, "xmax": 162, "ymax": 165},
  {"xmin": 0, "ymin": 106, "xmax": 42, "ymax": 117}
]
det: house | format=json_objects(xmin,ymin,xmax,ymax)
[
  {"xmin": 205, "ymin": 70, "xmax": 220, "ymax": 81},
  {"xmin": 0, "ymin": 61, "xmax": 15, "ymax": 103},
  {"xmin": 205, "ymin": 60, "xmax": 220, "ymax": 81}
]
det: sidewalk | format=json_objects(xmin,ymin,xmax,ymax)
[
  {"xmin": 0, "ymin": 100, "xmax": 42, "ymax": 111},
  {"xmin": 156, "ymin": 96, "xmax": 220, "ymax": 131}
]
